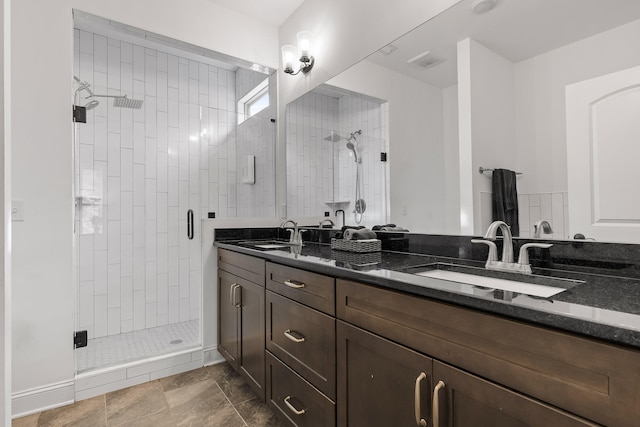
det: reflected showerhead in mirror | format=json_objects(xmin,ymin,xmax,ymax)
[
  {"xmin": 324, "ymin": 130, "xmax": 345, "ymax": 142},
  {"xmin": 346, "ymin": 141, "xmax": 360, "ymax": 163},
  {"xmin": 83, "ymin": 100, "xmax": 100, "ymax": 110}
]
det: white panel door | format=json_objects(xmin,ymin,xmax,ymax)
[{"xmin": 566, "ymin": 65, "xmax": 640, "ymax": 243}]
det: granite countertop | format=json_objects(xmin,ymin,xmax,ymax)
[{"xmin": 215, "ymin": 238, "xmax": 640, "ymax": 350}]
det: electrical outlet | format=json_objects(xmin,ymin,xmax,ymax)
[
  {"xmin": 12, "ymin": 200, "xmax": 24, "ymax": 222},
  {"xmin": 402, "ymin": 205, "xmax": 408, "ymax": 216}
]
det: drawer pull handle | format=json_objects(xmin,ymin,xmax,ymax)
[
  {"xmin": 432, "ymin": 380, "xmax": 445, "ymax": 427},
  {"xmin": 414, "ymin": 372, "xmax": 427, "ymax": 427},
  {"xmin": 284, "ymin": 396, "xmax": 306, "ymax": 415},
  {"xmin": 284, "ymin": 329, "xmax": 306, "ymax": 343},
  {"xmin": 284, "ymin": 279, "xmax": 305, "ymax": 289}
]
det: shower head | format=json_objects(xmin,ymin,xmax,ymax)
[
  {"xmin": 113, "ymin": 95, "xmax": 144, "ymax": 109},
  {"xmin": 84, "ymin": 100, "xmax": 100, "ymax": 110},
  {"xmin": 346, "ymin": 141, "xmax": 360, "ymax": 163},
  {"xmin": 324, "ymin": 130, "xmax": 345, "ymax": 142},
  {"xmin": 86, "ymin": 93, "xmax": 144, "ymax": 109}
]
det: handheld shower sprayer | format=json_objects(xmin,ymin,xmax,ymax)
[{"xmin": 346, "ymin": 140, "xmax": 360, "ymax": 163}]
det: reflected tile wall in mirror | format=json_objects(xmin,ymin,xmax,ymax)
[{"xmin": 286, "ymin": 87, "xmax": 389, "ymax": 227}]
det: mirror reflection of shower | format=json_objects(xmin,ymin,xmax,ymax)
[{"xmin": 324, "ymin": 129, "xmax": 367, "ymax": 223}]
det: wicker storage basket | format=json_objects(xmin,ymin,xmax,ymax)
[
  {"xmin": 330, "ymin": 250, "xmax": 382, "ymax": 266},
  {"xmin": 330, "ymin": 238, "xmax": 381, "ymax": 253}
]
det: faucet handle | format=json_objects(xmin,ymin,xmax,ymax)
[
  {"xmin": 471, "ymin": 239, "xmax": 498, "ymax": 262},
  {"xmin": 517, "ymin": 243, "xmax": 553, "ymax": 265}
]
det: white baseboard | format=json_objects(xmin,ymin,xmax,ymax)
[
  {"xmin": 12, "ymin": 380, "xmax": 75, "ymax": 419},
  {"xmin": 75, "ymin": 347, "xmax": 204, "ymax": 402},
  {"xmin": 203, "ymin": 345, "xmax": 225, "ymax": 366},
  {"xmin": 13, "ymin": 347, "xmax": 207, "ymax": 418}
]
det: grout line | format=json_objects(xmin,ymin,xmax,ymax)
[{"xmin": 214, "ymin": 381, "xmax": 249, "ymax": 427}]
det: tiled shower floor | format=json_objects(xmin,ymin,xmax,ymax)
[{"xmin": 76, "ymin": 320, "xmax": 200, "ymax": 373}]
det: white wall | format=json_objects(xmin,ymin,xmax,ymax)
[
  {"xmin": 458, "ymin": 38, "xmax": 516, "ymax": 235},
  {"xmin": 442, "ymin": 85, "xmax": 460, "ymax": 235},
  {"xmin": 329, "ymin": 60, "xmax": 446, "ymax": 233},
  {"xmin": 11, "ymin": 0, "xmax": 278, "ymax": 416},
  {"xmin": 1, "ymin": 0, "xmax": 11, "ymax": 423},
  {"xmin": 514, "ymin": 18, "xmax": 640, "ymax": 195}
]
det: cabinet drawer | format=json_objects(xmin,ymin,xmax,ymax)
[
  {"xmin": 266, "ymin": 351, "xmax": 335, "ymax": 427},
  {"xmin": 267, "ymin": 291, "xmax": 336, "ymax": 399},
  {"xmin": 337, "ymin": 279, "xmax": 640, "ymax": 427},
  {"xmin": 267, "ymin": 262, "xmax": 335, "ymax": 315},
  {"xmin": 218, "ymin": 248, "xmax": 265, "ymax": 285}
]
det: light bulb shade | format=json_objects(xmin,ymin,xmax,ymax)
[
  {"xmin": 281, "ymin": 45, "xmax": 297, "ymax": 74},
  {"xmin": 296, "ymin": 31, "xmax": 313, "ymax": 63}
]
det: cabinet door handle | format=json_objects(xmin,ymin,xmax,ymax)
[
  {"xmin": 187, "ymin": 209, "xmax": 194, "ymax": 240},
  {"xmin": 414, "ymin": 372, "xmax": 427, "ymax": 427},
  {"xmin": 283, "ymin": 329, "xmax": 306, "ymax": 343},
  {"xmin": 234, "ymin": 285, "xmax": 242, "ymax": 308},
  {"xmin": 229, "ymin": 284, "xmax": 237, "ymax": 307},
  {"xmin": 432, "ymin": 380, "xmax": 445, "ymax": 427},
  {"xmin": 284, "ymin": 279, "xmax": 305, "ymax": 289},
  {"xmin": 284, "ymin": 396, "xmax": 306, "ymax": 415}
]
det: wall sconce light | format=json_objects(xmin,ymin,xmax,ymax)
[{"xmin": 282, "ymin": 31, "xmax": 315, "ymax": 75}]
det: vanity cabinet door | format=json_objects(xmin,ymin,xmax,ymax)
[
  {"xmin": 337, "ymin": 321, "xmax": 433, "ymax": 427},
  {"xmin": 432, "ymin": 361, "xmax": 597, "ymax": 427},
  {"xmin": 218, "ymin": 249, "xmax": 266, "ymax": 400},
  {"xmin": 218, "ymin": 270, "xmax": 266, "ymax": 400},
  {"xmin": 218, "ymin": 269, "xmax": 240, "ymax": 370},
  {"xmin": 238, "ymin": 278, "xmax": 266, "ymax": 400}
]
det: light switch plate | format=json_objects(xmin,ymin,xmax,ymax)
[{"xmin": 12, "ymin": 200, "xmax": 24, "ymax": 222}]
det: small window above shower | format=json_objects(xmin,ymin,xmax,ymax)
[{"xmin": 237, "ymin": 77, "xmax": 270, "ymax": 124}]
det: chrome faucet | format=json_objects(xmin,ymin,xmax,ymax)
[
  {"xmin": 483, "ymin": 220, "xmax": 514, "ymax": 263},
  {"xmin": 319, "ymin": 218, "xmax": 335, "ymax": 228},
  {"xmin": 472, "ymin": 221, "xmax": 552, "ymax": 274},
  {"xmin": 533, "ymin": 220, "xmax": 553, "ymax": 238},
  {"xmin": 280, "ymin": 219, "xmax": 305, "ymax": 246}
]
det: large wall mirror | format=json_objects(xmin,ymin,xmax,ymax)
[{"xmin": 285, "ymin": 0, "xmax": 640, "ymax": 243}]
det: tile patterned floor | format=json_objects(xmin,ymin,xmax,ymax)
[
  {"xmin": 76, "ymin": 320, "xmax": 200, "ymax": 372},
  {"xmin": 13, "ymin": 363, "xmax": 286, "ymax": 427}
]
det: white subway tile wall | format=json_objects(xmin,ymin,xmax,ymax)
[
  {"xmin": 286, "ymin": 90, "xmax": 389, "ymax": 227},
  {"xmin": 480, "ymin": 191, "xmax": 569, "ymax": 238},
  {"xmin": 74, "ymin": 29, "xmax": 274, "ymax": 340}
]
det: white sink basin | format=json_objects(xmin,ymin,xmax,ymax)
[
  {"xmin": 415, "ymin": 269, "xmax": 568, "ymax": 298},
  {"xmin": 252, "ymin": 243, "xmax": 291, "ymax": 249}
]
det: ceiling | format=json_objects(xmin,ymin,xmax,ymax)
[
  {"xmin": 206, "ymin": 0, "xmax": 305, "ymax": 26},
  {"xmin": 367, "ymin": 0, "xmax": 640, "ymax": 88}
]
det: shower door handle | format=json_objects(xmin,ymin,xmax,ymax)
[{"xmin": 187, "ymin": 209, "xmax": 194, "ymax": 240}]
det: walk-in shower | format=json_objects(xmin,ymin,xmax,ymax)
[
  {"xmin": 72, "ymin": 11, "xmax": 276, "ymax": 380},
  {"xmin": 324, "ymin": 129, "xmax": 367, "ymax": 223}
]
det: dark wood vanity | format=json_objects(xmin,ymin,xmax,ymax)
[{"xmin": 218, "ymin": 247, "xmax": 640, "ymax": 426}]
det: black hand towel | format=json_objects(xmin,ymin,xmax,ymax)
[{"xmin": 491, "ymin": 168, "xmax": 519, "ymax": 236}]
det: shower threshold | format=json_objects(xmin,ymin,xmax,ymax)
[{"xmin": 76, "ymin": 320, "xmax": 200, "ymax": 373}]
